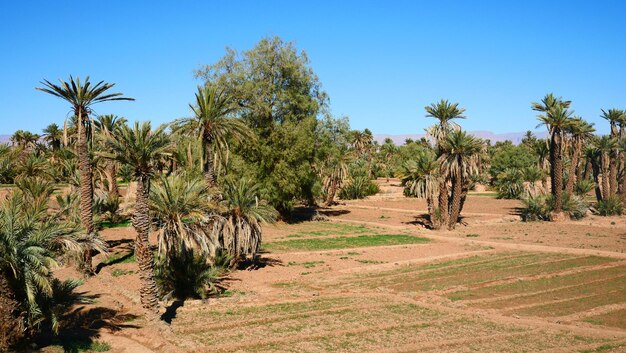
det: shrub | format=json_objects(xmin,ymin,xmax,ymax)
[
  {"xmin": 574, "ymin": 179, "xmax": 595, "ymax": 196},
  {"xmin": 493, "ymin": 168, "xmax": 524, "ymax": 199},
  {"xmin": 339, "ymin": 176, "xmax": 380, "ymax": 200},
  {"xmin": 594, "ymin": 196, "xmax": 624, "ymax": 216},
  {"xmin": 521, "ymin": 192, "xmax": 588, "ymax": 221},
  {"xmin": 154, "ymin": 249, "xmax": 231, "ymax": 301}
]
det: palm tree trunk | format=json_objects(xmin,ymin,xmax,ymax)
[
  {"xmin": 601, "ymin": 153, "xmax": 611, "ymax": 201},
  {"xmin": 551, "ymin": 130, "xmax": 563, "ymax": 214},
  {"xmin": 203, "ymin": 138, "xmax": 215, "ymax": 188},
  {"xmin": 447, "ymin": 171, "xmax": 463, "ymax": 230},
  {"xmin": 325, "ymin": 178, "xmax": 338, "ymax": 206},
  {"xmin": 436, "ymin": 179, "xmax": 449, "ymax": 230},
  {"xmin": 592, "ymin": 157, "xmax": 603, "ymax": 202},
  {"xmin": 106, "ymin": 162, "xmax": 120, "ymax": 198},
  {"xmin": 133, "ymin": 175, "xmax": 160, "ymax": 315},
  {"xmin": 565, "ymin": 141, "xmax": 581, "ymax": 194},
  {"xmin": 77, "ymin": 109, "xmax": 95, "ymax": 274},
  {"xmin": 609, "ymin": 151, "xmax": 618, "ymax": 196},
  {"xmin": 582, "ymin": 159, "xmax": 592, "ymax": 181}
]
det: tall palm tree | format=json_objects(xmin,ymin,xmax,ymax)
[
  {"xmin": 601, "ymin": 109, "xmax": 625, "ymax": 196},
  {"xmin": 350, "ymin": 130, "xmax": 373, "ymax": 155},
  {"xmin": 596, "ymin": 135, "xmax": 617, "ymax": 201},
  {"xmin": 94, "ymin": 114, "xmax": 128, "ymax": 198},
  {"xmin": 565, "ymin": 118, "xmax": 595, "ymax": 193},
  {"xmin": 172, "ymin": 85, "xmax": 251, "ymax": 188},
  {"xmin": 42, "ymin": 124, "xmax": 63, "ymax": 151},
  {"xmin": 533, "ymin": 94, "xmax": 574, "ymax": 216},
  {"xmin": 322, "ymin": 151, "xmax": 350, "ymax": 206},
  {"xmin": 425, "ymin": 99, "xmax": 466, "ymax": 228},
  {"xmin": 103, "ymin": 122, "xmax": 170, "ymax": 314},
  {"xmin": 438, "ymin": 130, "xmax": 483, "ymax": 230},
  {"xmin": 37, "ymin": 76, "xmax": 134, "ymax": 274}
]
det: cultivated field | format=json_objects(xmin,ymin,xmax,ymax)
[{"xmin": 45, "ymin": 180, "xmax": 626, "ymax": 352}]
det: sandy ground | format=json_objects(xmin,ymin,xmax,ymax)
[{"xmin": 31, "ymin": 180, "xmax": 626, "ymax": 352}]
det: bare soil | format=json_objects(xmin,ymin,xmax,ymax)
[{"xmin": 37, "ymin": 180, "xmax": 626, "ymax": 352}]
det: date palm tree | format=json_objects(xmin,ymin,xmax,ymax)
[
  {"xmin": 533, "ymin": 94, "xmax": 574, "ymax": 217},
  {"xmin": 42, "ymin": 123, "xmax": 63, "ymax": 151},
  {"xmin": 400, "ymin": 149, "xmax": 440, "ymax": 228},
  {"xmin": 601, "ymin": 109, "xmax": 625, "ymax": 196},
  {"xmin": 425, "ymin": 99, "xmax": 466, "ymax": 228},
  {"xmin": 94, "ymin": 114, "xmax": 128, "ymax": 198},
  {"xmin": 596, "ymin": 135, "xmax": 617, "ymax": 201},
  {"xmin": 438, "ymin": 130, "xmax": 483, "ymax": 230},
  {"xmin": 150, "ymin": 174, "xmax": 215, "ymax": 261},
  {"xmin": 214, "ymin": 178, "xmax": 278, "ymax": 264},
  {"xmin": 565, "ymin": 118, "xmax": 595, "ymax": 193},
  {"xmin": 103, "ymin": 121, "xmax": 170, "ymax": 315},
  {"xmin": 172, "ymin": 85, "xmax": 251, "ymax": 188},
  {"xmin": 37, "ymin": 76, "xmax": 134, "ymax": 274}
]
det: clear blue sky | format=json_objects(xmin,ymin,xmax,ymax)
[{"xmin": 1, "ymin": 0, "xmax": 624, "ymax": 136}]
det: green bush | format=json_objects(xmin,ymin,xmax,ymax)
[
  {"xmin": 154, "ymin": 249, "xmax": 230, "ymax": 300},
  {"xmin": 493, "ymin": 168, "xmax": 524, "ymax": 199},
  {"xmin": 338, "ymin": 176, "xmax": 380, "ymax": 200},
  {"xmin": 574, "ymin": 179, "xmax": 595, "ymax": 196},
  {"xmin": 594, "ymin": 196, "xmax": 624, "ymax": 216},
  {"xmin": 521, "ymin": 192, "xmax": 588, "ymax": 221}
]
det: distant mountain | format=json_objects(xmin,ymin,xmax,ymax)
[{"xmin": 374, "ymin": 130, "xmax": 547, "ymax": 145}]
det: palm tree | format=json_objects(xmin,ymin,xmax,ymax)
[
  {"xmin": 214, "ymin": 178, "xmax": 278, "ymax": 263},
  {"xmin": 350, "ymin": 130, "xmax": 373, "ymax": 155},
  {"xmin": 596, "ymin": 135, "xmax": 617, "ymax": 201},
  {"xmin": 172, "ymin": 85, "xmax": 251, "ymax": 188},
  {"xmin": 425, "ymin": 99, "xmax": 466, "ymax": 228},
  {"xmin": 94, "ymin": 114, "xmax": 128, "ymax": 198},
  {"xmin": 37, "ymin": 76, "xmax": 134, "ymax": 274},
  {"xmin": 0, "ymin": 190, "xmax": 89, "ymax": 340},
  {"xmin": 400, "ymin": 149, "xmax": 440, "ymax": 228},
  {"xmin": 438, "ymin": 130, "xmax": 483, "ymax": 230},
  {"xmin": 322, "ymin": 151, "xmax": 350, "ymax": 206},
  {"xmin": 533, "ymin": 94, "xmax": 574, "ymax": 217},
  {"xmin": 42, "ymin": 124, "xmax": 63, "ymax": 150},
  {"xmin": 150, "ymin": 174, "xmax": 215, "ymax": 261},
  {"xmin": 601, "ymin": 109, "xmax": 625, "ymax": 196},
  {"xmin": 103, "ymin": 121, "xmax": 170, "ymax": 314},
  {"xmin": 565, "ymin": 118, "xmax": 595, "ymax": 193}
]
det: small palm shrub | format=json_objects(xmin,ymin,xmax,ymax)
[
  {"xmin": 0, "ymin": 192, "xmax": 92, "ymax": 349},
  {"xmin": 339, "ymin": 176, "xmax": 380, "ymax": 200},
  {"xmin": 521, "ymin": 192, "xmax": 588, "ymax": 221},
  {"xmin": 493, "ymin": 168, "xmax": 524, "ymax": 199},
  {"xmin": 94, "ymin": 193, "xmax": 121, "ymax": 223},
  {"xmin": 574, "ymin": 179, "xmax": 595, "ymax": 196},
  {"xmin": 154, "ymin": 249, "xmax": 230, "ymax": 300},
  {"xmin": 594, "ymin": 196, "xmax": 623, "ymax": 216}
]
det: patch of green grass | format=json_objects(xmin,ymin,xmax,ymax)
[
  {"xmin": 466, "ymin": 233, "xmax": 480, "ymax": 237},
  {"xmin": 346, "ymin": 252, "xmax": 361, "ymax": 255},
  {"xmin": 355, "ymin": 259, "xmax": 386, "ymax": 264},
  {"xmin": 288, "ymin": 261, "xmax": 325, "ymax": 268},
  {"xmin": 265, "ymin": 234, "xmax": 429, "ymax": 252},
  {"xmin": 220, "ymin": 289, "xmax": 255, "ymax": 297},
  {"xmin": 580, "ymin": 342, "xmax": 626, "ymax": 353},
  {"xmin": 285, "ymin": 223, "xmax": 376, "ymax": 238},
  {"xmin": 98, "ymin": 220, "xmax": 131, "ymax": 229},
  {"xmin": 47, "ymin": 339, "xmax": 111, "ymax": 353},
  {"xmin": 111, "ymin": 269, "xmax": 134, "ymax": 277},
  {"xmin": 101, "ymin": 252, "xmax": 136, "ymax": 265}
]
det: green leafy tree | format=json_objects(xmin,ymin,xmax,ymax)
[
  {"xmin": 195, "ymin": 36, "xmax": 328, "ymax": 214},
  {"xmin": 42, "ymin": 124, "xmax": 63, "ymax": 150}
]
